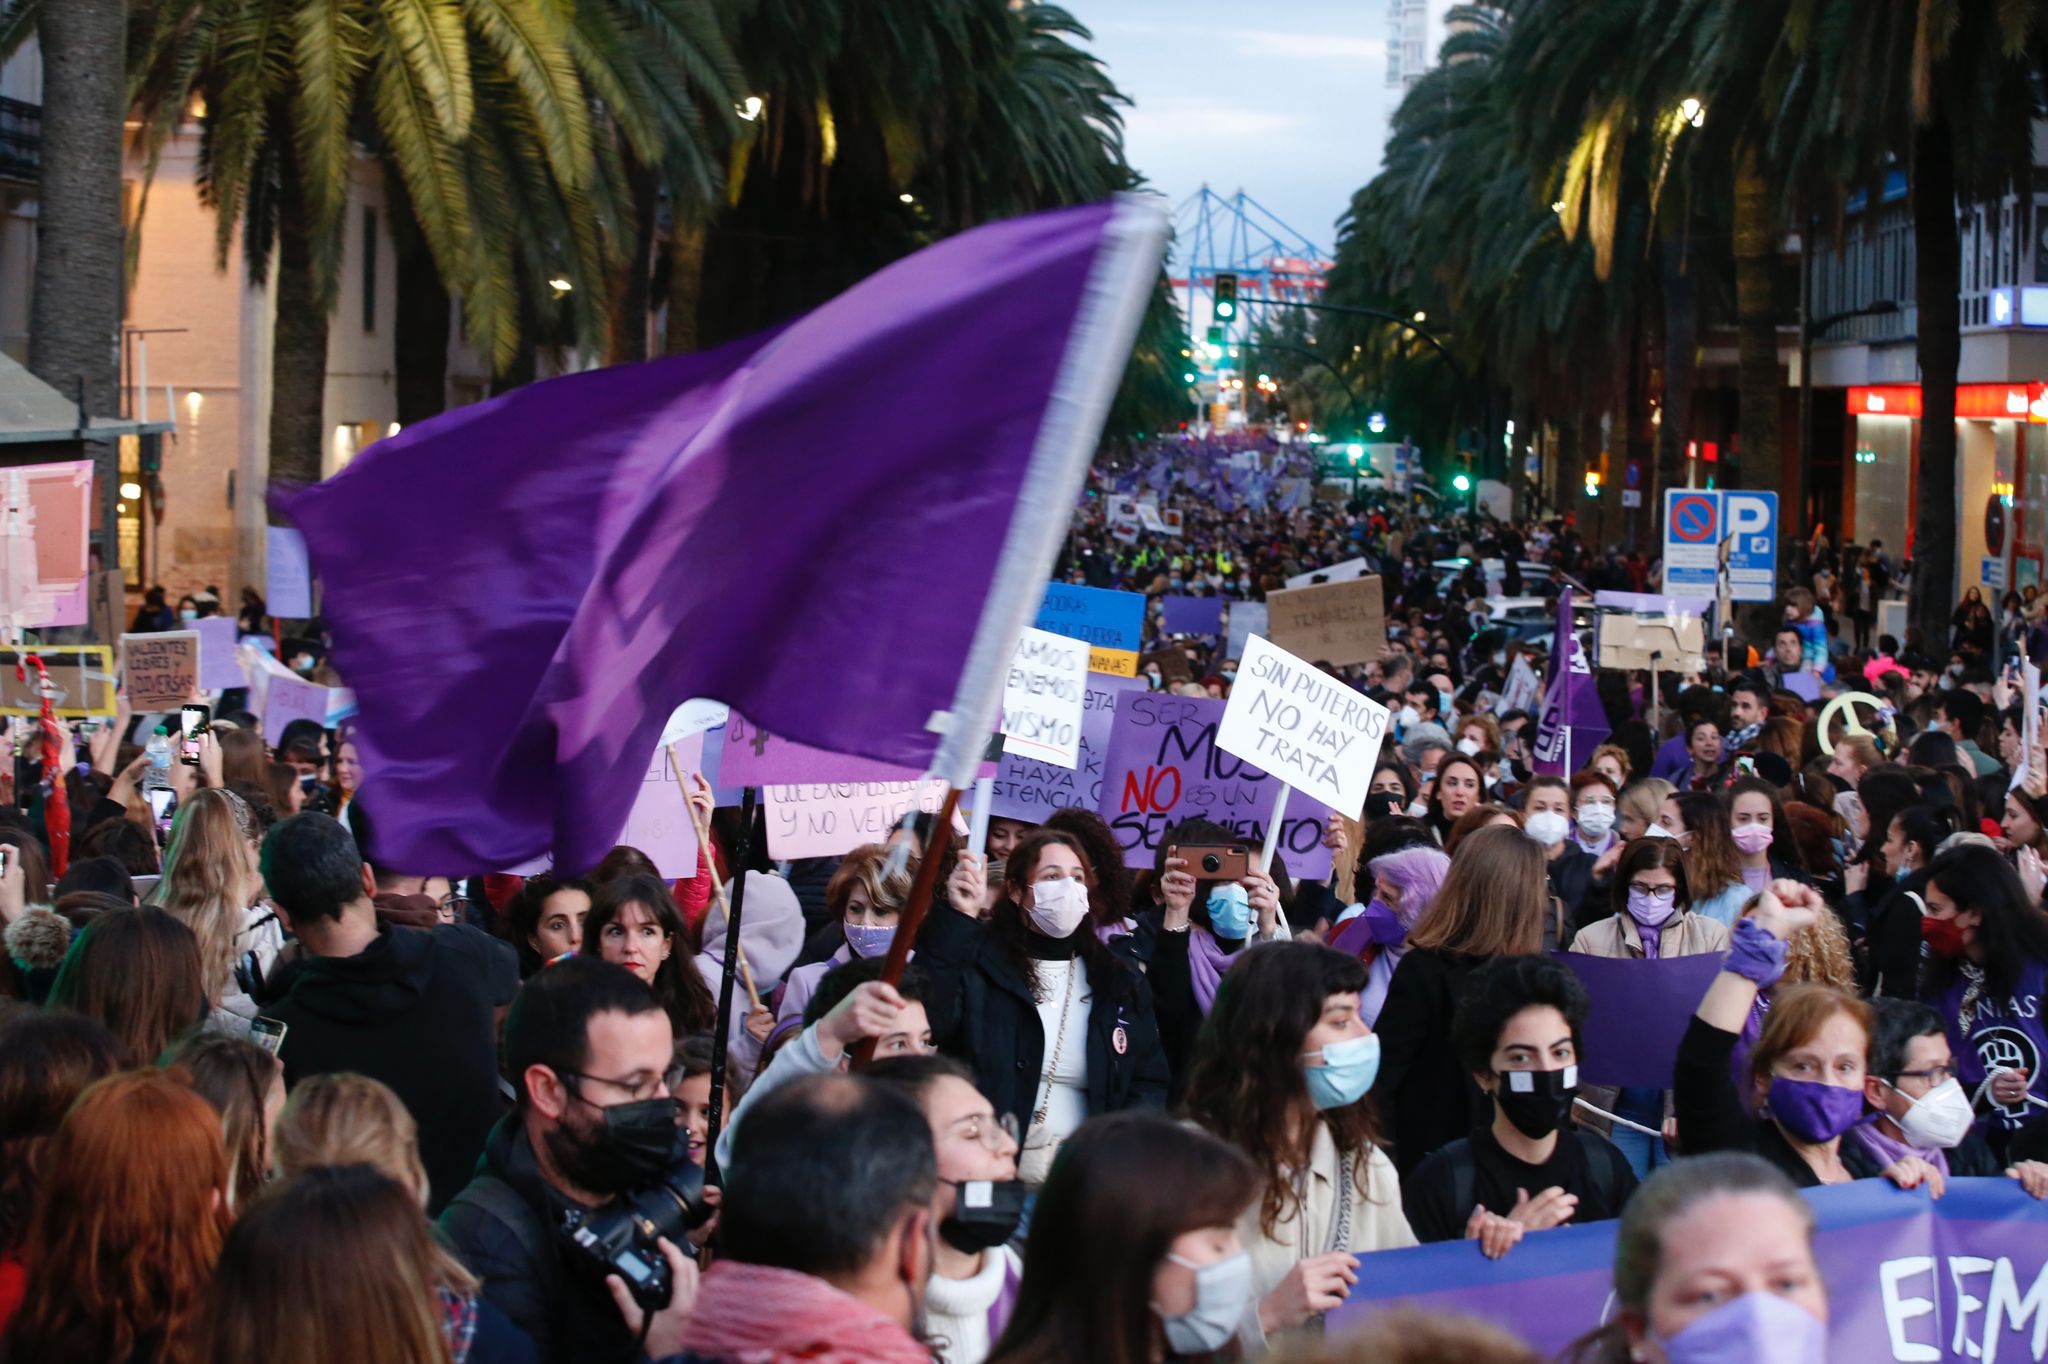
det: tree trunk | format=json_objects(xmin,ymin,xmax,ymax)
[
  {"xmin": 29, "ymin": 0, "xmax": 126, "ymax": 416},
  {"xmin": 266, "ymin": 168, "xmax": 330, "ymax": 503},
  {"xmin": 662, "ymin": 217, "xmax": 706, "ymax": 355},
  {"xmin": 392, "ymin": 211, "xmax": 450, "ymax": 426},
  {"xmin": 1732, "ymin": 145, "xmax": 1782, "ymax": 496},
  {"xmin": 1910, "ymin": 119, "xmax": 1961, "ymax": 654},
  {"xmin": 1655, "ymin": 238, "xmax": 1697, "ymax": 506},
  {"xmin": 607, "ymin": 156, "xmax": 658, "ymax": 365}
]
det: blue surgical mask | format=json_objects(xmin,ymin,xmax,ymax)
[
  {"xmin": 1302, "ymin": 1032, "xmax": 1381, "ymax": 1110},
  {"xmin": 1205, "ymin": 883, "xmax": 1252, "ymax": 940},
  {"xmin": 1154, "ymin": 1250, "xmax": 1255, "ymax": 1355},
  {"xmin": 1660, "ymin": 1291, "xmax": 1827, "ymax": 1364},
  {"xmin": 844, "ymin": 922, "xmax": 895, "ymax": 960}
]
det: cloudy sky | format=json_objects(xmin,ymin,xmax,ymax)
[{"xmin": 1082, "ymin": 0, "xmax": 1396, "ymax": 268}]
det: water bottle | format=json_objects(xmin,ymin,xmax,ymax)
[{"xmin": 143, "ymin": 725, "xmax": 173, "ymax": 794}]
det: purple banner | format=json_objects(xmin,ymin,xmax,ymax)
[
  {"xmin": 1161, "ymin": 594, "xmax": 1224, "ymax": 637},
  {"xmin": 1330, "ymin": 1178, "xmax": 2048, "ymax": 1362},
  {"xmin": 986, "ymin": 674, "xmax": 1144, "ymax": 823},
  {"xmin": 1553, "ymin": 949, "xmax": 1726, "ymax": 1089},
  {"xmin": 1097, "ymin": 692, "xmax": 1333, "ymax": 878},
  {"xmin": 1532, "ymin": 587, "xmax": 1610, "ymax": 775}
]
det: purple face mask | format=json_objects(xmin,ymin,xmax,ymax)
[
  {"xmin": 1766, "ymin": 1076, "xmax": 1865, "ymax": 1143},
  {"xmin": 1625, "ymin": 887, "xmax": 1677, "ymax": 931},
  {"xmin": 1360, "ymin": 899, "xmax": 1407, "ymax": 947},
  {"xmin": 1660, "ymin": 1290, "xmax": 1827, "ymax": 1364},
  {"xmin": 844, "ymin": 922, "xmax": 896, "ymax": 960}
]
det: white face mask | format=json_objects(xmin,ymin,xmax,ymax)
[
  {"xmin": 1456, "ymin": 737, "xmax": 1482, "ymax": 756},
  {"xmin": 1396, "ymin": 705, "xmax": 1422, "ymax": 729},
  {"xmin": 1026, "ymin": 876, "xmax": 1090, "ymax": 938},
  {"xmin": 1885, "ymin": 1075, "xmax": 1976, "ymax": 1149},
  {"xmin": 1154, "ymin": 1251, "xmax": 1254, "ymax": 1356},
  {"xmin": 1525, "ymin": 810, "xmax": 1570, "ymax": 847},
  {"xmin": 1575, "ymin": 802, "xmax": 1616, "ymax": 838},
  {"xmin": 1643, "ymin": 822, "xmax": 1675, "ymax": 840}
]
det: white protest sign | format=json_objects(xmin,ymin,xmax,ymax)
[
  {"xmin": 1226, "ymin": 602, "xmax": 1268, "ymax": 661},
  {"xmin": 266, "ymin": 526, "xmax": 313, "ymax": 619},
  {"xmin": 765, "ymin": 779, "xmax": 955, "ymax": 859},
  {"xmin": 1000, "ymin": 627, "xmax": 1087, "ymax": 768},
  {"xmin": 1215, "ymin": 634, "xmax": 1388, "ymax": 820},
  {"xmin": 662, "ymin": 697, "xmax": 730, "ymax": 746},
  {"xmin": 1501, "ymin": 655, "xmax": 1543, "ymax": 713},
  {"xmin": 1136, "ymin": 503, "xmax": 1169, "ymax": 533}
]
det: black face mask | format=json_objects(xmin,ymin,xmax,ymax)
[
  {"xmin": 1364, "ymin": 791, "xmax": 1404, "ymax": 821},
  {"xmin": 1493, "ymin": 1065, "xmax": 1578, "ymax": 1140},
  {"xmin": 939, "ymin": 1179, "xmax": 1027, "ymax": 1253},
  {"xmin": 547, "ymin": 1094, "xmax": 681, "ymax": 1194}
]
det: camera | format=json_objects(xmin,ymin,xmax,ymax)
[
  {"xmin": 1170, "ymin": 843, "xmax": 1249, "ymax": 881},
  {"xmin": 557, "ymin": 1151, "xmax": 713, "ymax": 1310}
]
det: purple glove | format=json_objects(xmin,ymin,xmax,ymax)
[{"xmin": 1724, "ymin": 915, "xmax": 1788, "ymax": 989}]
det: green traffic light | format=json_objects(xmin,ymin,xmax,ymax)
[{"xmin": 1452, "ymin": 473, "xmax": 1472, "ymax": 492}]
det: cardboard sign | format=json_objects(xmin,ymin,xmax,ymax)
[
  {"xmin": 1283, "ymin": 556, "xmax": 1371, "ymax": 590},
  {"xmin": 195, "ymin": 616, "xmax": 243, "ymax": 690},
  {"xmin": 1097, "ymin": 692, "xmax": 1334, "ymax": 876},
  {"xmin": 610, "ymin": 734, "xmax": 701, "ymax": 877},
  {"xmin": 263, "ymin": 672, "xmax": 330, "ymax": 734},
  {"xmin": 1035, "ymin": 582, "xmax": 1145, "ymax": 676},
  {"xmin": 1265, "ymin": 576, "xmax": 1387, "ymax": 668},
  {"xmin": 1001, "ymin": 627, "xmax": 1087, "ymax": 769},
  {"xmin": 121, "ymin": 631, "xmax": 199, "ymax": 711},
  {"xmin": 266, "ymin": 526, "xmax": 313, "ymax": 619},
  {"xmin": 765, "ymin": 779, "xmax": 954, "ymax": 859},
  {"xmin": 0, "ymin": 646, "xmax": 116, "ymax": 717},
  {"xmin": 1161, "ymin": 595, "xmax": 1224, "ymax": 637},
  {"xmin": 986, "ymin": 675, "xmax": 1142, "ymax": 821},
  {"xmin": 1596, "ymin": 612, "xmax": 1705, "ymax": 671},
  {"xmin": 1225, "ymin": 602, "xmax": 1268, "ymax": 661},
  {"xmin": 1216, "ymin": 635, "xmax": 1386, "ymax": 820}
]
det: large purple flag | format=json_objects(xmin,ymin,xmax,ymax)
[
  {"xmin": 281, "ymin": 200, "xmax": 1167, "ymax": 874},
  {"xmin": 1531, "ymin": 587, "xmax": 1609, "ymax": 775}
]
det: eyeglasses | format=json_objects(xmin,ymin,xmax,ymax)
[
  {"xmin": 948, "ymin": 1111, "xmax": 1022, "ymax": 1153},
  {"xmin": 562, "ymin": 1070, "xmax": 670, "ymax": 1104},
  {"xmin": 1891, "ymin": 1065, "xmax": 1957, "ymax": 1086},
  {"xmin": 439, "ymin": 892, "xmax": 472, "ymax": 918},
  {"xmin": 1627, "ymin": 883, "xmax": 1677, "ymax": 902}
]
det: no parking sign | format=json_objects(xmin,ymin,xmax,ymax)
[
  {"xmin": 1660, "ymin": 489, "xmax": 1779, "ymax": 598},
  {"xmin": 1663, "ymin": 490, "xmax": 1722, "ymax": 590}
]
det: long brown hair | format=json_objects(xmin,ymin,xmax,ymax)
[
  {"xmin": 47, "ymin": 907, "xmax": 207, "ymax": 1066},
  {"xmin": 201, "ymin": 1165, "xmax": 467, "ymax": 1364},
  {"xmin": 149, "ymin": 788, "xmax": 261, "ymax": 1006},
  {"xmin": 0, "ymin": 1012, "xmax": 123, "ymax": 1249},
  {"xmin": 1405, "ymin": 825, "xmax": 1545, "ymax": 957},
  {"xmin": 169, "ymin": 1034, "xmax": 283, "ymax": 1210},
  {"xmin": 988, "ymin": 1112, "xmax": 1255, "ymax": 1364},
  {"xmin": 0, "ymin": 1071, "xmax": 231, "ymax": 1364},
  {"xmin": 584, "ymin": 873, "xmax": 715, "ymax": 1034},
  {"xmin": 1671, "ymin": 791, "xmax": 1742, "ymax": 894},
  {"xmin": 993, "ymin": 830, "xmax": 1116, "ymax": 999},
  {"xmin": 1184, "ymin": 942, "xmax": 1385, "ymax": 1236}
]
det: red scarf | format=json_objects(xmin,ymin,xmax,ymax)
[{"xmin": 679, "ymin": 1261, "xmax": 931, "ymax": 1364}]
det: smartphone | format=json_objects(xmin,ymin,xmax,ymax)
[
  {"xmin": 249, "ymin": 1017, "xmax": 288, "ymax": 1056},
  {"xmin": 179, "ymin": 704, "xmax": 210, "ymax": 766},
  {"xmin": 148, "ymin": 787, "xmax": 177, "ymax": 835},
  {"xmin": 1170, "ymin": 844, "xmax": 1250, "ymax": 882}
]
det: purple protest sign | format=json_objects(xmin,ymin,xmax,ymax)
[
  {"xmin": 612, "ymin": 732, "xmax": 702, "ymax": 878},
  {"xmin": 1161, "ymin": 595, "xmax": 1224, "ymax": 637},
  {"xmin": 1097, "ymin": 692, "xmax": 1333, "ymax": 877},
  {"xmin": 1329, "ymin": 1178, "xmax": 2045, "ymax": 1362},
  {"xmin": 263, "ymin": 673, "xmax": 330, "ymax": 734},
  {"xmin": 987, "ymin": 674, "xmax": 1144, "ymax": 823},
  {"xmin": 1554, "ymin": 949, "xmax": 1726, "ymax": 1089},
  {"xmin": 721, "ymin": 712, "xmax": 930, "ymax": 786}
]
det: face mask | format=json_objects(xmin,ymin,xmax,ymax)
[
  {"xmin": 547, "ymin": 1094, "xmax": 680, "ymax": 1193},
  {"xmin": 1456, "ymin": 737, "xmax": 1482, "ymax": 756},
  {"xmin": 179, "ymin": 609, "xmax": 198, "ymax": 623},
  {"xmin": 1302, "ymin": 1032, "xmax": 1381, "ymax": 1110},
  {"xmin": 1884, "ymin": 1076, "xmax": 1976, "ymax": 1149},
  {"xmin": 1894, "ymin": 862, "xmax": 1916, "ymax": 884},
  {"xmin": 1643, "ymin": 822, "xmax": 1675, "ymax": 840},
  {"xmin": 1626, "ymin": 886, "xmax": 1678, "ymax": 931},
  {"xmin": 1766, "ymin": 1076, "xmax": 1865, "ymax": 1143},
  {"xmin": 1525, "ymin": 811, "xmax": 1570, "ymax": 848},
  {"xmin": 1920, "ymin": 912, "xmax": 1968, "ymax": 960},
  {"xmin": 1396, "ymin": 705, "xmax": 1422, "ymax": 729},
  {"xmin": 844, "ymin": 922, "xmax": 895, "ymax": 960},
  {"xmin": 1155, "ymin": 1250, "xmax": 1255, "ymax": 1356},
  {"xmin": 1576, "ymin": 803, "xmax": 1616, "ymax": 838},
  {"xmin": 1364, "ymin": 791, "xmax": 1404, "ymax": 821},
  {"xmin": 1493, "ymin": 1065, "xmax": 1578, "ymax": 1140},
  {"xmin": 1026, "ymin": 877, "xmax": 1090, "ymax": 938},
  {"xmin": 1437, "ymin": 690, "xmax": 1455, "ymax": 717},
  {"xmin": 292, "ymin": 656, "xmax": 316, "ymax": 674},
  {"xmin": 1220, "ymin": 670, "xmax": 1235, "ymax": 683},
  {"xmin": 1659, "ymin": 1290, "xmax": 1827, "ymax": 1364},
  {"xmin": 1205, "ymin": 883, "xmax": 1253, "ymax": 940},
  {"xmin": 1492, "ymin": 651, "xmax": 1506, "ymax": 667},
  {"xmin": 1731, "ymin": 824, "xmax": 1775, "ymax": 856},
  {"xmin": 939, "ymin": 1179, "xmax": 1027, "ymax": 1253}
]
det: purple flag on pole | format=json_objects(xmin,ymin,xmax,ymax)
[
  {"xmin": 280, "ymin": 200, "xmax": 1167, "ymax": 874},
  {"xmin": 1531, "ymin": 587, "xmax": 1610, "ymax": 775}
]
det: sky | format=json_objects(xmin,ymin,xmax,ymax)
[{"xmin": 1081, "ymin": 0, "xmax": 1397, "ymax": 269}]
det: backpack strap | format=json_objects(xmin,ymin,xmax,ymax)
[
  {"xmin": 1444, "ymin": 1138, "xmax": 1477, "ymax": 1227},
  {"xmin": 448, "ymin": 1173, "xmax": 560, "ymax": 1299}
]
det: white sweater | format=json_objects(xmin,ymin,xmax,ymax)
[{"xmin": 924, "ymin": 1244, "xmax": 1021, "ymax": 1364}]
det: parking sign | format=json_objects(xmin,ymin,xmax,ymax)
[
  {"xmin": 1662, "ymin": 489, "xmax": 1722, "ymax": 591},
  {"xmin": 1723, "ymin": 491, "xmax": 1779, "ymax": 602}
]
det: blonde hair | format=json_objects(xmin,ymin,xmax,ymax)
[
  {"xmin": 824, "ymin": 842, "xmax": 915, "ymax": 918},
  {"xmin": 1741, "ymin": 900, "xmax": 1856, "ymax": 994},
  {"xmin": 1406, "ymin": 825, "xmax": 1545, "ymax": 958},
  {"xmin": 273, "ymin": 1074, "xmax": 430, "ymax": 1208},
  {"xmin": 1591, "ymin": 744, "xmax": 1633, "ymax": 783},
  {"xmin": 1617, "ymin": 778, "xmax": 1674, "ymax": 834},
  {"xmin": 148, "ymin": 789, "xmax": 259, "ymax": 1006}
]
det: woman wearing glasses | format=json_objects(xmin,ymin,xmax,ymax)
[{"xmin": 1571, "ymin": 838, "xmax": 1730, "ymax": 1176}]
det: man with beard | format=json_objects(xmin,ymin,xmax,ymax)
[{"xmin": 441, "ymin": 955, "xmax": 689, "ymax": 1361}]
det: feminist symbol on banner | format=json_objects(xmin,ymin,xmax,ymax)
[{"xmin": 1817, "ymin": 692, "xmax": 1888, "ymax": 754}]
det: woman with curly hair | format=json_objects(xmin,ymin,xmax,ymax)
[{"xmin": 1183, "ymin": 941, "xmax": 1414, "ymax": 1350}]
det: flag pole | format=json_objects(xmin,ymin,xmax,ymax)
[
  {"xmin": 851, "ymin": 785, "xmax": 961, "ymax": 1071},
  {"xmin": 667, "ymin": 743, "xmax": 762, "ymax": 1010},
  {"xmin": 969, "ymin": 774, "xmax": 994, "ymax": 857},
  {"xmin": 1260, "ymin": 782, "xmax": 1290, "ymax": 873},
  {"xmin": 701, "ymin": 785, "xmax": 755, "ymax": 1177}
]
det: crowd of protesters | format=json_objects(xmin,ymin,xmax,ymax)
[{"xmin": 2, "ymin": 431, "xmax": 2047, "ymax": 1363}]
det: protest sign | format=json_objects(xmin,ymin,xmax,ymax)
[
  {"xmin": 0, "ymin": 645, "xmax": 116, "ymax": 717},
  {"xmin": 1097, "ymin": 692, "xmax": 1334, "ymax": 876},
  {"xmin": 1283, "ymin": 556, "xmax": 1371, "ymax": 590},
  {"xmin": 1161, "ymin": 509, "xmax": 1184, "ymax": 535},
  {"xmin": 1035, "ymin": 582, "xmax": 1145, "ymax": 676},
  {"xmin": 1135, "ymin": 502, "xmax": 1168, "ymax": 533},
  {"xmin": 1216, "ymin": 635, "xmax": 1386, "ymax": 820},
  {"xmin": 266, "ymin": 526, "xmax": 313, "ymax": 619},
  {"xmin": 1595, "ymin": 612, "xmax": 1704, "ymax": 672},
  {"xmin": 1329, "ymin": 1178, "xmax": 2048, "ymax": 1363},
  {"xmin": 1553, "ymin": 950, "xmax": 1725, "ymax": 1088},
  {"xmin": 987, "ymin": 674, "xmax": 1141, "ymax": 821},
  {"xmin": 1001, "ymin": 627, "xmax": 1087, "ymax": 768},
  {"xmin": 1161, "ymin": 595, "xmax": 1224, "ymax": 637},
  {"xmin": 263, "ymin": 672, "xmax": 330, "ymax": 734},
  {"xmin": 764, "ymin": 778, "xmax": 954, "ymax": 859},
  {"xmin": 722, "ymin": 713, "xmax": 935, "ymax": 787},
  {"xmin": 661, "ymin": 698, "xmax": 730, "ymax": 746},
  {"xmin": 1265, "ymin": 576, "xmax": 1386, "ymax": 668},
  {"xmin": 611, "ymin": 733, "xmax": 701, "ymax": 877},
  {"xmin": 194, "ymin": 616, "xmax": 243, "ymax": 691},
  {"xmin": 1225, "ymin": 602, "xmax": 1267, "ymax": 661},
  {"xmin": 1500, "ymin": 655, "xmax": 1543, "ymax": 713},
  {"xmin": 121, "ymin": 631, "xmax": 199, "ymax": 711}
]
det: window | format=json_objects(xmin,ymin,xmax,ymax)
[{"xmin": 362, "ymin": 208, "xmax": 377, "ymax": 333}]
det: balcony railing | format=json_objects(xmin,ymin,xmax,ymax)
[{"xmin": 0, "ymin": 98, "xmax": 39, "ymax": 185}]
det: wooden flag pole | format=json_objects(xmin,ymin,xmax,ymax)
[
  {"xmin": 851, "ymin": 785, "xmax": 961, "ymax": 1071},
  {"xmin": 667, "ymin": 744, "xmax": 762, "ymax": 1011}
]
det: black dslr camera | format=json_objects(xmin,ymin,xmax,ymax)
[{"xmin": 558, "ymin": 1148, "xmax": 714, "ymax": 1310}]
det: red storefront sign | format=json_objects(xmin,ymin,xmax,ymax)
[{"xmin": 1847, "ymin": 382, "xmax": 2048, "ymax": 422}]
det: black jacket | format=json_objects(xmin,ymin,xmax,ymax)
[
  {"xmin": 266, "ymin": 920, "xmax": 518, "ymax": 1213},
  {"xmin": 1672, "ymin": 1014, "xmax": 1884, "ymax": 1189},
  {"xmin": 440, "ymin": 1117, "xmax": 641, "ymax": 1364},
  {"xmin": 1852, "ymin": 874, "xmax": 1927, "ymax": 1000},
  {"xmin": 917, "ymin": 908, "xmax": 1169, "ymax": 1123},
  {"xmin": 1374, "ymin": 948, "xmax": 1494, "ymax": 1177}
]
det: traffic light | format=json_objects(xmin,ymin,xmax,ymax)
[
  {"xmin": 1584, "ymin": 470, "xmax": 1603, "ymax": 498},
  {"xmin": 1452, "ymin": 472, "xmax": 1472, "ymax": 492},
  {"xmin": 1214, "ymin": 273, "xmax": 1238, "ymax": 320}
]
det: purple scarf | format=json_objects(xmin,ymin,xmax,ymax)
[
  {"xmin": 1189, "ymin": 927, "xmax": 1242, "ymax": 1014},
  {"xmin": 1850, "ymin": 1115, "xmax": 1949, "ymax": 1178}
]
